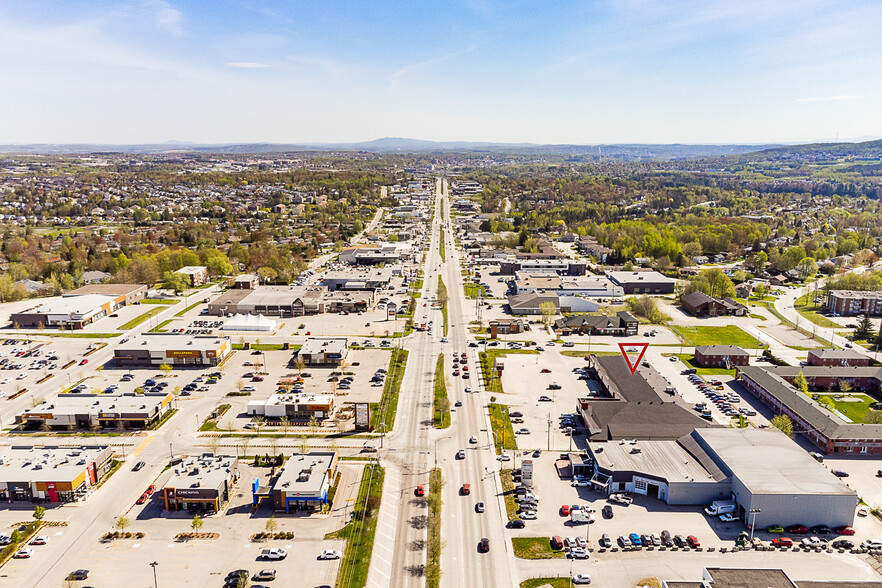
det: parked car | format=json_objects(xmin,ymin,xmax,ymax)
[
  {"xmin": 318, "ymin": 550, "xmax": 342, "ymax": 560},
  {"xmin": 767, "ymin": 525, "xmax": 784, "ymax": 534},
  {"xmin": 572, "ymin": 574, "xmax": 592, "ymax": 584},
  {"xmin": 687, "ymin": 535, "xmax": 700, "ymax": 548},
  {"xmin": 835, "ymin": 526, "xmax": 856, "ymax": 535},
  {"xmin": 253, "ymin": 569, "xmax": 276, "ymax": 581},
  {"xmin": 602, "ymin": 505, "xmax": 613, "ymax": 518},
  {"xmin": 507, "ymin": 519, "xmax": 525, "ymax": 529},
  {"xmin": 475, "ymin": 501, "xmax": 485, "ymax": 513},
  {"xmin": 772, "ymin": 537, "xmax": 793, "ymax": 547},
  {"xmin": 832, "ymin": 539, "xmax": 854, "ymax": 549},
  {"xmin": 599, "ymin": 533, "xmax": 611, "ymax": 548},
  {"xmin": 786, "ymin": 524, "xmax": 809, "ymax": 534},
  {"xmin": 68, "ymin": 570, "xmax": 90, "ymax": 580}
]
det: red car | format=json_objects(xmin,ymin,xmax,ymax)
[
  {"xmin": 561, "ymin": 505, "xmax": 570, "ymax": 516},
  {"xmin": 772, "ymin": 537, "xmax": 793, "ymax": 547},
  {"xmin": 145, "ymin": 485, "xmax": 155, "ymax": 495},
  {"xmin": 252, "ymin": 376, "xmax": 264, "ymax": 382},
  {"xmin": 540, "ymin": 368, "xmax": 551, "ymax": 373},
  {"xmin": 687, "ymin": 535, "xmax": 700, "ymax": 548},
  {"xmin": 136, "ymin": 494, "xmax": 147, "ymax": 505},
  {"xmin": 415, "ymin": 485, "xmax": 425, "ymax": 497},
  {"xmin": 786, "ymin": 524, "xmax": 808, "ymax": 534},
  {"xmin": 79, "ymin": 359, "xmax": 88, "ymax": 365},
  {"xmin": 835, "ymin": 526, "xmax": 856, "ymax": 535}
]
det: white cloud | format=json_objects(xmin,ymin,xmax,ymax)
[
  {"xmin": 796, "ymin": 95, "xmax": 861, "ymax": 102},
  {"xmin": 226, "ymin": 62, "xmax": 271, "ymax": 69},
  {"xmin": 146, "ymin": 0, "xmax": 183, "ymax": 36}
]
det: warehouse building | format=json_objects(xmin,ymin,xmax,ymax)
[
  {"xmin": 321, "ymin": 268, "xmax": 393, "ymax": 291},
  {"xmin": 16, "ymin": 391, "xmax": 174, "ymax": 431},
  {"xmin": 589, "ymin": 428, "xmax": 857, "ymax": 528},
  {"xmin": 114, "ymin": 334, "xmax": 231, "ymax": 367},
  {"xmin": 65, "ymin": 283, "xmax": 148, "ymax": 306},
  {"xmin": 162, "ymin": 454, "xmax": 239, "ymax": 513},
  {"xmin": 605, "ymin": 270, "xmax": 676, "ymax": 294},
  {"xmin": 207, "ymin": 286, "xmax": 372, "ymax": 317},
  {"xmin": 0, "ymin": 445, "xmax": 115, "ymax": 503},
  {"xmin": 10, "ymin": 283, "xmax": 148, "ymax": 329}
]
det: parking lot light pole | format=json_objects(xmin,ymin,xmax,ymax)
[
  {"xmin": 149, "ymin": 561, "xmax": 159, "ymax": 588},
  {"xmin": 749, "ymin": 508, "xmax": 761, "ymax": 541}
]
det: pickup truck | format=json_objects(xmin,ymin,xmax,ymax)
[
  {"xmin": 608, "ymin": 494, "xmax": 632, "ymax": 505},
  {"xmin": 260, "ymin": 548, "xmax": 287, "ymax": 560}
]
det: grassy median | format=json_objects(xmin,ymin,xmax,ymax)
[
  {"xmin": 326, "ymin": 463, "xmax": 384, "ymax": 588},
  {"xmin": 370, "ymin": 348, "xmax": 408, "ymax": 432},
  {"xmin": 511, "ymin": 537, "xmax": 566, "ymax": 559},
  {"xmin": 488, "ymin": 403, "xmax": 518, "ymax": 454},
  {"xmin": 426, "ymin": 468, "xmax": 443, "ymax": 588},
  {"xmin": 433, "ymin": 354, "xmax": 450, "ymax": 428},
  {"xmin": 118, "ymin": 307, "xmax": 166, "ymax": 330},
  {"xmin": 437, "ymin": 276, "xmax": 449, "ymax": 336}
]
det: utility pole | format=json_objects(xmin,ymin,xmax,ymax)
[
  {"xmin": 547, "ymin": 413, "xmax": 551, "ymax": 451},
  {"xmin": 149, "ymin": 561, "xmax": 159, "ymax": 588},
  {"xmin": 749, "ymin": 508, "xmax": 762, "ymax": 541}
]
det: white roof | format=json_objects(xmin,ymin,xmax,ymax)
[{"xmin": 221, "ymin": 313, "xmax": 276, "ymax": 331}]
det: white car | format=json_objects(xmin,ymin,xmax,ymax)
[
  {"xmin": 464, "ymin": 386, "xmax": 471, "ymax": 393},
  {"xmin": 572, "ymin": 574, "xmax": 592, "ymax": 584},
  {"xmin": 441, "ymin": 337, "xmax": 448, "ymax": 343},
  {"xmin": 242, "ymin": 385, "xmax": 256, "ymax": 392},
  {"xmin": 497, "ymin": 454, "xmax": 511, "ymax": 461},
  {"xmin": 29, "ymin": 536, "xmax": 49, "ymax": 545},
  {"xmin": 520, "ymin": 511, "xmax": 538, "ymax": 520},
  {"xmin": 571, "ymin": 479, "xmax": 590, "ymax": 487},
  {"xmin": 16, "ymin": 373, "xmax": 26, "ymax": 380},
  {"xmin": 569, "ymin": 547, "xmax": 588, "ymax": 559},
  {"xmin": 13, "ymin": 548, "xmax": 33, "ymax": 559},
  {"xmin": 469, "ymin": 436, "xmax": 478, "ymax": 444},
  {"xmin": 720, "ymin": 513, "xmax": 738, "ymax": 522},
  {"xmin": 861, "ymin": 539, "xmax": 882, "ymax": 549},
  {"xmin": 516, "ymin": 428, "xmax": 531, "ymax": 435},
  {"xmin": 858, "ymin": 505, "xmax": 870, "ymax": 517},
  {"xmin": 319, "ymin": 549, "xmax": 343, "ymax": 560}
]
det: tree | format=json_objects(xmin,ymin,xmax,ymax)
[
  {"xmin": 257, "ymin": 266, "xmax": 278, "ymax": 284},
  {"xmin": 796, "ymin": 257, "xmax": 818, "ymax": 280},
  {"xmin": 752, "ymin": 252, "xmax": 768, "ymax": 275},
  {"xmin": 818, "ymin": 395, "xmax": 836, "ymax": 410},
  {"xmin": 308, "ymin": 415, "xmax": 319, "ymax": 434},
  {"xmin": 265, "ymin": 515, "xmax": 278, "ymax": 534},
  {"xmin": 854, "ymin": 314, "xmax": 874, "ymax": 341},
  {"xmin": 752, "ymin": 283, "xmax": 767, "ymax": 299},
  {"xmin": 770, "ymin": 414, "xmax": 793, "ymax": 437},
  {"xmin": 159, "ymin": 363, "xmax": 173, "ymax": 377},
  {"xmin": 839, "ymin": 380, "xmax": 853, "ymax": 394},
  {"xmin": 299, "ymin": 435, "xmax": 309, "ymax": 454},
  {"xmin": 794, "ymin": 371, "xmax": 809, "ymax": 395},
  {"xmin": 161, "ymin": 271, "xmax": 189, "ymax": 294},
  {"xmin": 539, "ymin": 301, "xmax": 557, "ymax": 331},
  {"xmin": 683, "ymin": 268, "xmax": 736, "ymax": 299},
  {"xmin": 293, "ymin": 356, "xmax": 306, "ymax": 374},
  {"xmin": 682, "ymin": 241, "xmax": 703, "ymax": 260},
  {"xmin": 280, "ymin": 416, "xmax": 291, "ymax": 435},
  {"xmin": 115, "ymin": 516, "xmax": 131, "ymax": 532},
  {"xmin": 32, "ymin": 505, "xmax": 45, "ymax": 522},
  {"xmin": 251, "ymin": 415, "xmax": 265, "ymax": 434},
  {"xmin": 190, "ymin": 514, "xmax": 203, "ymax": 532}
]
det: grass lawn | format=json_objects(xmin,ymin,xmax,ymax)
[
  {"xmin": 174, "ymin": 301, "xmax": 202, "ymax": 317},
  {"xmin": 369, "ymin": 348, "xmax": 408, "ymax": 432},
  {"xmin": 19, "ymin": 332, "xmax": 120, "ymax": 338},
  {"xmin": 511, "ymin": 537, "xmax": 566, "ymax": 559},
  {"xmin": 150, "ymin": 319, "xmax": 174, "ymax": 333},
  {"xmin": 118, "ymin": 307, "xmax": 166, "ymax": 330},
  {"xmin": 794, "ymin": 293, "xmax": 840, "ymax": 328},
  {"xmin": 674, "ymin": 354, "xmax": 738, "ymax": 376},
  {"xmin": 749, "ymin": 313, "xmax": 767, "ymax": 321},
  {"xmin": 437, "ymin": 276, "xmax": 449, "ymax": 336},
  {"xmin": 433, "ymin": 354, "xmax": 450, "ymax": 429},
  {"xmin": 464, "ymin": 283, "xmax": 486, "ymax": 299},
  {"xmin": 488, "ymin": 403, "xmax": 518, "ymax": 454},
  {"xmin": 141, "ymin": 298, "xmax": 179, "ymax": 305},
  {"xmin": 439, "ymin": 233, "xmax": 446, "ymax": 261},
  {"xmin": 670, "ymin": 325, "xmax": 760, "ymax": 349},
  {"xmin": 823, "ymin": 394, "xmax": 879, "ymax": 423},
  {"xmin": 325, "ymin": 463, "xmax": 384, "ymax": 588},
  {"xmin": 500, "ymin": 469, "xmax": 518, "ymax": 520},
  {"xmin": 559, "ymin": 350, "xmax": 619, "ymax": 358},
  {"xmin": 521, "ymin": 579, "xmax": 571, "ymax": 588}
]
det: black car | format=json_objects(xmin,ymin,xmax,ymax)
[
  {"xmin": 133, "ymin": 461, "xmax": 146, "ymax": 471},
  {"xmin": 226, "ymin": 570, "xmax": 250, "ymax": 581},
  {"xmin": 832, "ymin": 539, "xmax": 854, "ymax": 549},
  {"xmin": 507, "ymin": 519, "xmax": 525, "ymax": 529},
  {"xmin": 661, "ymin": 530, "xmax": 674, "ymax": 547},
  {"xmin": 832, "ymin": 470, "xmax": 849, "ymax": 477},
  {"xmin": 673, "ymin": 535, "xmax": 687, "ymax": 547},
  {"xmin": 479, "ymin": 537, "xmax": 490, "ymax": 552},
  {"xmin": 68, "ymin": 570, "xmax": 89, "ymax": 581},
  {"xmin": 602, "ymin": 505, "xmax": 613, "ymax": 518},
  {"xmin": 811, "ymin": 524, "xmax": 831, "ymax": 535}
]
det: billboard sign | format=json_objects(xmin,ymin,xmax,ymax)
[{"xmin": 355, "ymin": 402, "xmax": 370, "ymax": 431}]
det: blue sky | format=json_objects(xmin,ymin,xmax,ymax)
[{"xmin": 1, "ymin": 0, "xmax": 880, "ymax": 144}]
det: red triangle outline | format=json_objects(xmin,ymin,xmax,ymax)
[{"xmin": 618, "ymin": 343, "xmax": 649, "ymax": 375}]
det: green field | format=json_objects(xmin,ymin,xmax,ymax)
[
  {"xmin": 520, "ymin": 579, "xmax": 571, "ymax": 588},
  {"xmin": 463, "ymin": 283, "xmax": 486, "ymax": 298},
  {"xmin": 670, "ymin": 325, "xmax": 760, "ymax": 349},
  {"xmin": 174, "ymin": 301, "xmax": 202, "ymax": 317},
  {"xmin": 141, "ymin": 298, "xmax": 180, "ymax": 305},
  {"xmin": 674, "ymin": 354, "xmax": 738, "ymax": 376}
]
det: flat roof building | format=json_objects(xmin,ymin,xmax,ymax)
[
  {"xmin": 247, "ymin": 393, "xmax": 335, "ymax": 422},
  {"xmin": 17, "ymin": 391, "xmax": 174, "ymax": 431},
  {"xmin": 269, "ymin": 452, "xmax": 337, "ymax": 512},
  {"xmin": 694, "ymin": 345, "xmax": 750, "ymax": 367},
  {"xmin": 64, "ymin": 283, "xmax": 148, "ymax": 306},
  {"xmin": 162, "ymin": 454, "xmax": 239, "ymax": 513},
  {"xmin": 114, "ymin": 334, "xmax": 231, "ymax": 367},
  {"xmin": 0, "ymin": 445, "xmax": 115, "ymax": 503},
  {"xmin": 298, "ymin": 337, "xmax": 349, "ymax": 366},
  {"xmin": 175, "ymin": 266, "xmax": 209, "ymax": 287},
  {"xmin": 605, "ymin": 270, "xmax": 676, "ymax": 294}
]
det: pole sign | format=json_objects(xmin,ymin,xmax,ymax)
[{"xmin": 355, "ymin": 402, "xmax": 370, "ymax": 431}]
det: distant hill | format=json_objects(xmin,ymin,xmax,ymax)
[
  {"xmin": 0, "ymin": 137, "xmax": 781, "ymax": 160},
  {"xmin": 734, "ymin": 139, "xmax": 882, "ymax": 162}
]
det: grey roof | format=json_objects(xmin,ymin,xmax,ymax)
[
  {"xmin": 705, "ymin": 568, "xmax": 797, "ymax": 588},
  {"xmin": 682, "ymin": 291, "xmax": 714, "ymax": 306},
  {"xmin": 592, "ymin": 438, "xmax": 719, "ymax": 484},
  {"xmin": 274, "ymin": 452, "xmax": 335, "ymax": 496},
  {"xmin": 739, "ymin": 366, "xmax": 882, "ymax": 440},
  {"xmin": 807, "ymin": 349, "xmax": 868, "ymax": 361},
  {"xmin": 695, "ymin": 428, "xmax": 856, "ymax": 496},
  {"xmin": 507, "ymin": 292, "xmax": 558, "ymax": 310},
  {"xmin": 165, "ymin": 454, "xmax": 237, "ymax": 492},
  {"xmin": 606, "ymin": 270, "xmax": 675, "ymax": 285},
  {"xmin": 695, "ymin": 345, "xmax": 749, "ymax": 357}
]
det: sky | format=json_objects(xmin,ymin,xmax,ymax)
[{"xmin": 1, "ymin": 0, "xmax": 881, "ymax": 145}]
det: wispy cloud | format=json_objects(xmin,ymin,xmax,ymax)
[
  {"xmin": 796, "ymin": 95, "xmax": 861, "ymax": 102},
  {"xmin": 226, "ymin": 62, "xmax": 270, "ymax": 69},
  {"xmin": 145, "ymin": 0, "xmax": 183, "ymax": 36},
  {"xmin": 388, "ymin": 46, "xmax": 476, "ymax": 82}
]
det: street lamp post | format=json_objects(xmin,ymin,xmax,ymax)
[
  {"xmin": 748, "ymin": 508, "xmax": 762, "ymax": 541},
  {"xmin": 149, "ymin": 561, "xmax": 159, "ymax": 588}
]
